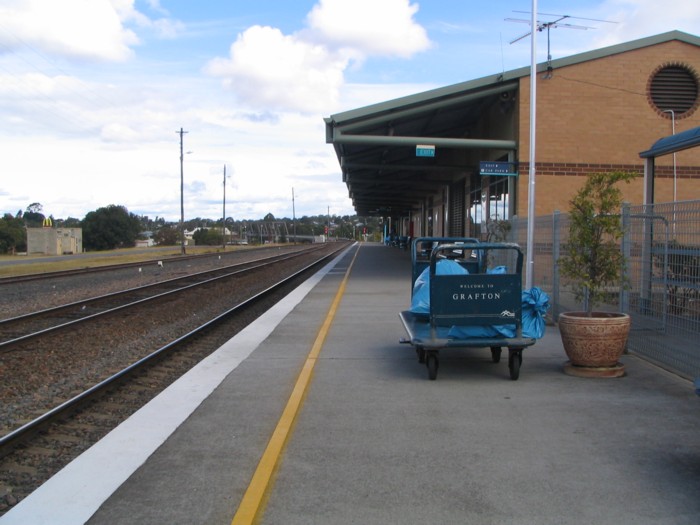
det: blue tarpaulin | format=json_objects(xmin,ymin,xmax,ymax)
[{"xmin": 410, "ymin": 259, "xmax": 468, "ymax": 315}]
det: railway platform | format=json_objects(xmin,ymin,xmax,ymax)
[{"xmin": 2, "ymin": 242, "xmax": 700, "ymax": 525}]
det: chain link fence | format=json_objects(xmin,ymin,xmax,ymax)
[{"xmin": 508, "ymin": 200, "xmax": 700, "ymax": 380}]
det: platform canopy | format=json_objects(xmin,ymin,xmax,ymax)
[
  {"xmin": 324, "ymin": 76, "xmax": 519, "ymax": 216},
  {"xmin": 640, "ymin": 126, "xmax": 700, "ymax": 204}
]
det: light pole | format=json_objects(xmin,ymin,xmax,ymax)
[
  {"xmin": 177, "ymin": 127, "xmax": 188, "ymax": 255},
  {"xmin": 525, "ymin": 0, "xmax": 537, "ymax": 290},
  {"xmin": 662, "ymin": 109, "xmax": 678, "ymax": 237},
  {"xmin": 662, "ymin": 109, "xmax": 677, "ymax": 202}
]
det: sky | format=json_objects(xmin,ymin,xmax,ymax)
[{"xmin": 1, "ymin": 0, "xmax": 699, "ymax": 223}]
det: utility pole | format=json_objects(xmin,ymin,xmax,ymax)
[
  {"xmin": 292, "ymin": 187, "xmax": 296, "ymax": 244},
  {"xmin": 177, "ymin": 127, "xmax": 188, "ymax": 255},
  {"xmin": 222, "ymin": 165, "xmax": 227, "ymax": 249}
]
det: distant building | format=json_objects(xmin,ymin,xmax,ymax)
[
  {"xmin": 26, "ymin": 227, "xmax": 83, "ymax": 255},
  {"xmin": 135, "ymin": 231, "xmax": 155, "ymax": 247}
]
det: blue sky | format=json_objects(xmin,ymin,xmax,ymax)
[{"xmin": 1, "ymin": 0, "xmax": 698, "ymax": 222}]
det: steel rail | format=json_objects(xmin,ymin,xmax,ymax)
[
  {"xmin": 0, "ymin": 244, "xmax": 344, "ymax": 455},
  {"xmin": 0, "ymin": 247, "xmax": 325, "ymax": 350}
]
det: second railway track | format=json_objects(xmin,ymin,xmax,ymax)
[{"xmin": 0, "ymin": 244, "xmax": 330, "ymax": 349}]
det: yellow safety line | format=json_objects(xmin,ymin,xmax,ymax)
[{"xmin": 231, "ymin": 244, "xmax": 361, "ymax": 525}]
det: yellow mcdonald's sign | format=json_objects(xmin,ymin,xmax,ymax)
[{"xmin": 43, "ymin": 217, "xmax": 52, "ymax": 227}]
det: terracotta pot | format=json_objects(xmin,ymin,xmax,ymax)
[{"xmin": 558, "ymin": 311, "xmax": 631, "ymax": 368}]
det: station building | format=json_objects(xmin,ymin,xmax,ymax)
[
  {"xmin": 325, "ymin": 30, "xmax": 700, "ymax": 239},
  {"xmin": 26, "ymin": 226, "xmax": 83, "ymax": 255}
]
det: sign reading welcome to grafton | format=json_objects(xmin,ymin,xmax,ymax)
[{"xmin": 479, "ymin": 161, "xmax": 517, "ymax": 176}]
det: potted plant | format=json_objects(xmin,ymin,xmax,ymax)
[{"xmin": 558, "ymin": 170, "xmax": 637, "ymax": 377}]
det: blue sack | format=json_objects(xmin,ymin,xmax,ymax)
[
  {"xmin": 410, "ymin": 259, "xmax": 469, "ymax": 314},
  {"xmin": 521, "ymin": 287, "xmax": 550, "ymax": 339}
]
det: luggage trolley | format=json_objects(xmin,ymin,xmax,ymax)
[{"xmin": 399, "ymin": 238, "xmax": 536, "ymax": 380}]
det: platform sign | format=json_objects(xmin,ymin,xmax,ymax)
[
  {"xmin": 416, "ymin": 144, "xmax": 435, "ymax": 157},
  {"xmin": 479, "ymin": 161, "xmax": 517, "ymax": 176}
]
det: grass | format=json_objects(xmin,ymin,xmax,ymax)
[{"xmin": 0, "ymin": 245, "xmax": 246, "ymax": 278}]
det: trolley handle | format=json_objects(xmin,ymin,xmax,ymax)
[{"xmin": 429, "ymin": 242, "xmax": 524, "ymax": 276}]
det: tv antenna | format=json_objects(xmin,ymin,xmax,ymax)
[{"xmin": 506, "ymin": 12, "xmax": 617, "ymax": 77}]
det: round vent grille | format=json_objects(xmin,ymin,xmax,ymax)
[{"xmin": 648, "ymin": 64, "xmax": 699, "ymax": 117}]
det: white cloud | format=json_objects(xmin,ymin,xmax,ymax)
[
  {"xmin": 306, "ymin": 0, "xmax": 431, "ymax": 58},
  {"xmin": 0, "ymin": 0, "xmax": 139, "ymax": 62},
  {"xmin": 205, "ymin": 25, "xmax": 349, "ymax": 114},
  {"xmin": 205, "ymin": 0, "xmax": 432, "ymax": 115}
]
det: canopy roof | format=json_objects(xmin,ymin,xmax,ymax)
[
  {"xmin": 640, "ymin": 126, "xmax": 700, "ymax": 158},
  {"xmin": 326, "ymin": 31, "xmax": 700, "ymax": 216},
  {"xmin": 324, "ymin": 78, "xmax": 518, "ymax": 215}
]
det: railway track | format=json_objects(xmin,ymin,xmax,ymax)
[
  {"xmin": 0, "ymin": 241, "xmax": 350, "ymax": 514},
  {"xmin": 0, "ymin": 246, "xmax": 325, "ymax": 350}
]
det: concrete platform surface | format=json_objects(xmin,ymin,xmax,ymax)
[{"xmin": 3, "ymin": 242, "xmax": 699, "ymax": 525}]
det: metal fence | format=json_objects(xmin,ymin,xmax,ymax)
[{"xmin": 507, "ymin": 200, "xmax": 700, "ymax": 380}]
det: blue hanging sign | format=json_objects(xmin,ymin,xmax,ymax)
[{"xmin": 480, "ymin": 161, "xmax": 517, "ymax": 176}]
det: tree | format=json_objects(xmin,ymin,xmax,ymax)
[
  {"xmin": 82, "ymin": 205, "xmax": 142, "ymax": 251},
  {"xmin": 153, "ymin": 225, "xmax": 180, "ymax": 246},
  {"xmin": 192, "ymin": 228, "xmax": 222, "ymax": 246},
  {"xmin": 62, "ymin": 217, "xmax": 82, "ymax": 228},
  {"xmin": 0, "ymin": 214, "xmax": 26, "ymax": 254},
  {"xmin": 559, "ymin": 171, "xmax": 637, "ymax": 315},
  {"xmin": 23, "ymin": 202, "xmax": 45, "ymax": 227}
]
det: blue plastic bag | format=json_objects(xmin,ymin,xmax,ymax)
[
  {"xmin": 410, "ymin": 259, "xmax": 469, "ymax": 314},
  {"xmin": 521, "ymin": 287, "xmax": 550, "ymax": 339}
]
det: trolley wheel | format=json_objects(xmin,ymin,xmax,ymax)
[
  {"xmin": 508, "ymin": 349, "xmax": 523, "ymax": 380},
  {"xmin": 490, "ymin": 346, "xmax": 502, "ymax": 363},
  {"xmin": 416, "ymin": 346, "xmax": 426, "ymax": 364},
  {"xmin": 426, "ymin": 351, "xmax": 439, "ymax": 380}
]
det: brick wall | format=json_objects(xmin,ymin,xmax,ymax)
[{"xmin": 516, "ymin": 40, "xmax": 700, "ymax": 216}]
